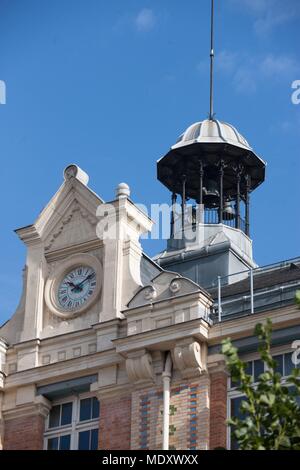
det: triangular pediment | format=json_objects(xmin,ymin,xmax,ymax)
[
  {"xmin": 44, "ymin": 197, "xmax": 100, "ymax": 252},
  {"xmin": 16, "ymin": 176, "xmax": 104, "ymax": 250}
]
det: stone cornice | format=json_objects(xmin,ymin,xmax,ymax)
[
  {"xmin": 103, "ymin": 197, "xmax": 153, "ymax": 236},
  {"xmin": 207, "ymin": 353, "xmax": 228, "ymax": 375},
  {"xmin": 2, "ymin": 396, "xmax": 51, "ymax": 421},
  {"xmin": 92, "ymin": 318, "xmax": 122, "ymax": 332},
  {"xmin": 8, "ymin": 330, "xmax": 92, "ymax": 353},
  {"xmin": 92, "ymin": 383, "xmax": 133, "ymax": 401},
  {"xmin": 114, "ymin": 318, "xmax": 210, "ymax": 357},
  {"xmin": 14, "ymin": 225, "xmax": 41, "ymax": 246},
  {"xmin": 0, "ymin": 338, "xmax": 8, "ymax": 348},
  {"xmin": 4, "ymin": 349, "xmax": 122, "ymax": 391},
  {"xmin": 45, "ymin": 239, "xmax": 104, "ymax": 262},
  {"xmin": 12, "ymin": 339, "xmax": 40, "ymax": 352},
  {"xmin": 8, "ymin": 321, "xmax": 116, "ymax": 352}
]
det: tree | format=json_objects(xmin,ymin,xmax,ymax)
[
  {"xmin": 296, "ymin": 290, "xmax": 300, "ymax": 307},
  {"xmin": 222, "ymin": 319, "xmax": 300, "ymax": 450}
]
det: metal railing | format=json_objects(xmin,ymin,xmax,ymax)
[
  {"xmin": 206, "ymin": 256, "xmax": 300, "ymax": 322},
  {"xmin": 173, "ymin": 205, "xmax": 246, "ymax": 233},
  {"xmin": 216, "ymin": 269, "xmax": 254, "ymax": 321},
  {"xmin": 203, "ymin": 208, "xmax": 246, "ymax": 232}
]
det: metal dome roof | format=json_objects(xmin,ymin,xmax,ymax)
[
  {"xmin": 157, "ymin": 118, "xmax": 266, "ymax": 200},
  {"xmin": 172, "ymin": 119, "xmax": 251, "ymax": 151}
]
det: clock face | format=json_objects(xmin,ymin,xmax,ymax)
[{"xmin": 57, "ymin": 266, "xmax": 97, "ymax": 311}]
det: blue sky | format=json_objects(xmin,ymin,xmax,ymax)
[{"xmin": 0, "ymin": 0, "xmax": 299, "ymax": 324}]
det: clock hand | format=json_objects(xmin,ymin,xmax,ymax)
[
  {"xmin": 78, "ymin": 273, "xmax": 94, "ymax": 287},
  {"xmin": 66, "ymin": 281, "xmax": 76, "ymax": 288},
  {"xmin": 71, "ymin": 273, "xmax": 94, "ymax": 291}
]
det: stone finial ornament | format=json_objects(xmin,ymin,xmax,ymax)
[{"xmin": 116, "ymin": 182, "xmax": 130, "ymax": 199}]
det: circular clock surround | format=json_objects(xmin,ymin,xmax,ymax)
[{"xmin": 45, "ymin": 253, "xmax": 103, "ymax": 318}]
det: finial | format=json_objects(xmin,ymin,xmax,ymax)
[
  {"xmin": 116, "ymin": 182, "xmax": 130, "ymax": 199},
  {"xmin": 209, "ymin": 0, "xmax": 215, "ymax": 120}
]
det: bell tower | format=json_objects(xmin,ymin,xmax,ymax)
[{"xmin": 155, "ymin": 0, "xmax": 266, "ymax": 287}]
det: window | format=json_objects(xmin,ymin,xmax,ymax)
[
  {"xmin": 253, "ymin": 359, "xmax": 264, "ymax": 382},
  {"xmin": 78, "ymin": 429, "xmax": 99, "ymax": 450},
  {"xmin": 48, "ymin": 434, "xmax": 71, "ymax": 450},
  {"xmin": 44, "ymin": 395, "xmax": 100, "ymax": 450},
  {"xmin": 229, "ymin": 395, "xmax": 245, "ymax": 450},
  {"xmin": 227, "ymin": 351, "xmax": 299, "ymax": 449},
  {"xmin": 49, "ymin": 402, "xmax": 73, "ymax": 428},
  {"xmin": 79, "ymin": 397, "xmax": 99, "ymax": 422},
  {"xmin": 229, "ymin": 352, "xmax": 299, "ymax": 390}
]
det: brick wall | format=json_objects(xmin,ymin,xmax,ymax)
[
  {"xmin": 1, "ymin": 374, "xmax": 227, "ymax": 450},
  {"xmin": 98, "ymin": 395, "xmax": 132, "ymax": 450},
  {"xmin": 3, "ymin": 414, "xmax": 45, "ymax": 450},
  {"xmin": 209, "ymin": 371, "xmax": 228, "ymax": 450},
  {"xmin": 131, "ymin": 376, "xmax": 210, "ymax": 450}
]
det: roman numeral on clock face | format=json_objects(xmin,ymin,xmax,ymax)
[{"xmin": 57, "ymin": 265, "xmax": 97, "ymax": 311}]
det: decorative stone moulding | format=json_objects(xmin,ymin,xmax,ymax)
[
  {"xmin": 127, "ymin": 270, "xmax": 211, "ymax": 310},
  {"xmin": 64, "ymin": 164, "xmax": 89, "ymax": 186},
  {"xmin": 2, "ymin": 395, "xmax": 51, "ymax": 422},
  {"xmin": 45, "ymin": 201, "xmax": 98, "ymax": 251},
  {"xmin": 173, "ymin": 339, "xmax": 207, "ymax": 378},
  {"xmin": 144, "ymin": 285, "xmax": 157, "ymax": 301},
  {"xmin": 169, "ymin": 279, "xmax": 181, "ymax": 294},
  {"xmin": 126, "ymin": 351, "xmax": 154, "ymax": 386}
]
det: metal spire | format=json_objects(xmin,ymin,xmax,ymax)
[{"xmin": 209, "ymin": 0, "xmax": 215, "ymax": 120}]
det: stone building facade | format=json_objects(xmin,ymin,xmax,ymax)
[{"xmin": 0, "ymin": 121, "xmax": 299, "ymax": 450}]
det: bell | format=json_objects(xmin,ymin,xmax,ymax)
[
  {"xmin": 223, "ymin": 201, "xmax": 235, "ymax": 220},
  {"xmin": 203, "ymin": 179, "xmax": 219, "ymax": 207}
]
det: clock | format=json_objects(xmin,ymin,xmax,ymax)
[
  {"xmin": 57, "ymin": 266, "xmax": 97, "ymax": 311},
  {"xmin": 45, "ymin": 253, "xmax": 102, "ymax": 318}
]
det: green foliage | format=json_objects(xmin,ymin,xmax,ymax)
[
  {"xmin": 169, "ymin": 424, "xmax": 177, "ymax": 436},
  {"xmin": 160, "ymin": 405, "xmax": 177, "ymax": 436},
  {"xmin": 222, "ymin": 319, "xmax": 300, "ymax": 450},
  {"xmin": 296, "ymin": 290, "xmax": 300, "ymax": 307}
]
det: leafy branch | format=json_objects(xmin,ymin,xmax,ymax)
[{"xmin": 222, "ymin": 319, "xmax": 300, "ymax": 450}]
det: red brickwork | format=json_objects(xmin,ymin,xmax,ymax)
[
  {"xmin": 3, "ymin": 414, "xmax": 45, "ymax": 450},
  {"xmin": 209, "ymin": 371, "xmax": 228, "ymax": 450},
  {"xmin": 131, "ymin": 377, "xmax": 210, "ymax": 450},
  {"xmin": 98, "ymin": 395, "xmax": 132, "ymax": 450}
]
